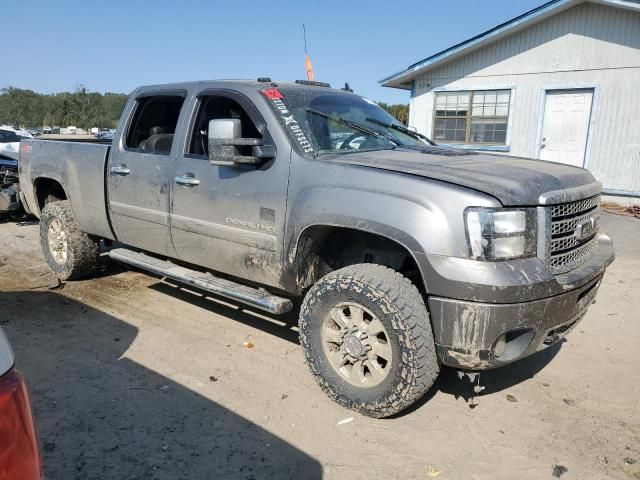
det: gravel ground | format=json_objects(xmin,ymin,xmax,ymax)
[{"xmin": 0, "ymin": 212, "xmax": 638, "ymax": 480}]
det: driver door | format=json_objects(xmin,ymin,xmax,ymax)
[{"xmin": 170, "ymin": 89, "xmax": 291, "ymax": 288}]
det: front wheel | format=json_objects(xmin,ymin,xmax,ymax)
[
  {"xmin": 299, "ymin": 264, "xmax": 439, "ymax": 418},
  {"xmin": 40, "ymin": 200, "xmax": 99, "ymax": 280}
]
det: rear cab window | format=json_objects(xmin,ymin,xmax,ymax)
[{"xmin": 125, "ymin": 94, "xmax": 185, "ymax": 154}]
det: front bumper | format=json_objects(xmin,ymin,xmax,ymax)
[{"xmin": 426, "ymin": 233, "xmax": 614, "ymax": 370}]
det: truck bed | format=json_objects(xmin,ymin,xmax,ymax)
[{"xmin": 19, "ymin": 139, "xmax": 114, "ymax": 240}]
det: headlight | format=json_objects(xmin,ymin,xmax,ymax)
[{"xmin": 465, "ymin": 208, "xmax": 537, "ymax": 260}]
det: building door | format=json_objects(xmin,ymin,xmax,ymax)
[{"xmin": 539, "ymin": 89, "xmax": 593, "ymax": 167}]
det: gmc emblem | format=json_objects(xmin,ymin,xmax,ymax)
[{"xmin": 575, "ymin": 217, "xmax": 596, "ymax": 241}]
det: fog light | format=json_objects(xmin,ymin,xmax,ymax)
[{"xmin": 493, "ymin": 334, "xmax": 507, "ymax": 358}]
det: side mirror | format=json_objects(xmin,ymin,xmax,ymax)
[{"xmin": 207, "ymin": 119, "xmax": 275, "ymax": 166}]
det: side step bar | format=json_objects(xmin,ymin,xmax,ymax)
[{"xmin": 108, "ymin": 248, "xmax": 293, "ymax": 315}]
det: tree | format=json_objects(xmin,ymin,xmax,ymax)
[
  {"xmin": 0, "ymin": 86, "xmax": 128, "ymax": 129},
  {"xmin": 377, "ymin": 102, "xmax": 410, "ymax": 126},
  {"xmin": 43, "ymin": 112, "xmax": 54, "ymax": 127}
]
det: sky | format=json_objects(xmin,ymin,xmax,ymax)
[{"xmin": 4, "ymin": 0, "xmax": 542, "ymax": 104}]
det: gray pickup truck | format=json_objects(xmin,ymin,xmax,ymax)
[{"xmin": 19, "ymin": 79, "xmax": 614, "ymax": 417}]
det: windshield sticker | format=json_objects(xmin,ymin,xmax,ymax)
[{"xmin": 262, "ymin": 92, "xmax": 314, "ymax": 154}]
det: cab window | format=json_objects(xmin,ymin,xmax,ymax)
[
  {"xmin": 188, "ymin": 95, "xmax": 261, "ymax": 157},
  {"xmin": 125, "ymin": 95, "xmax": 185, "ymax": 153}
]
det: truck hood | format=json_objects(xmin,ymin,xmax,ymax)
[{"xmin": 322, "ymin": 146, "xmax": 598, "ymax": 206}]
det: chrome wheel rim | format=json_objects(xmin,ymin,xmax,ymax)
[
  {"xmin": 47, "ymin": 219, "xmax": 68, "ymax": 264},
  {"xmin": 321, "ymin": 302, "xmax": 393, "ymax": 387}
]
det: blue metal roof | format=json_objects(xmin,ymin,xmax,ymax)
[{"xmin": 379, "ymin": 0, "xmax": 570, "ymax": 86}]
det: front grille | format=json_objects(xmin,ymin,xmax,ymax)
[
  {"xmin": 551, "ymin": 210, "xmax": 599, "ymax": 236},
  {"xmin": 550, "ymin": 195, "xmax": 600, "ymax": 218},
  {"xmin": 547, "ymin": 195, "xmax": 600, "ymax": 273}
]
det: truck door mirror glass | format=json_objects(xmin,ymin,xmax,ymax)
[
  {"xmin": 207, "ymin": 119, "xmax": 274, "ymax": 166},
  {"xmin": 208, "ymin": 118, "xmax": 241, "ymax": 160}
]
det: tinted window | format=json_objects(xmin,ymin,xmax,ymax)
[{"xmin": 125, "ymin": 95, "xmax": 185, "ymax": 153}]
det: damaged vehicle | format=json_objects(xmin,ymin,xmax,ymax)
[
  {"xmin": 0, "ymin": 127, "xmax": 28, "ymax": 217},
  {"xmin": 18, "ymin": 79, "xmax": 614, "ymax": 417}
]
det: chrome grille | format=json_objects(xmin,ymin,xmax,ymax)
[
  {"xmin": 551, "ymin": 210, "xmax": 601, "ymax": 236},
  {"xmin": 547, "ymin": 195, "xmax": 600, "ymax": 273},
  {"xmin": 550, "ymin": 195, "xmax": 600, "ymax": 218}
]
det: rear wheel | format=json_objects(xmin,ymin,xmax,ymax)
[
  {"xmin": 39, "ymin": 200, "xmax": 99, "ymax": 280},
  {"xmin": 299, "ymin": 264, "xmax": 439, "ymax": 418}
]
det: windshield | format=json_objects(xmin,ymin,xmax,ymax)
[{"xmin": 261, "ymin": 87, "xmax": 428, "ymax": 156}]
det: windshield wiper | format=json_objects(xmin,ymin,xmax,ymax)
[
  {"xmin": 306, "ymin": 109, "xmax": 399, "ymax": 146},
  {"xmin": 365, "ymin": 117, "xmax": 434, "ymax": 144}
]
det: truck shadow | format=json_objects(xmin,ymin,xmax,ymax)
[
  {"xmin": 1, "ymin": 217, "xmax": 39, "ymax": 226},
  {"xmin": 0, "ymin": 291, "xmax": 322, "ymax": 480},
  {"xmin": 143, "ymin": 276, "xmax": 565, "ymax": 414},
  {"xmin": 148, "ymin": 279, "xmax": 302, "ymax": 344},
  {"xmin": 401, "ymin": 341, "xmax": 564, "ymax": 416}
]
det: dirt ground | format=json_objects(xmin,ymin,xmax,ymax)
[{"xmin": 0, "ymin": 213, "xmax": 638, "ymax": 480}]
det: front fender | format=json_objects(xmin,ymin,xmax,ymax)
[
  {"xmin": 285, "ymin": 159, "xmax": 499, "ymax": 293},
  {"xmin": 287, "ymin": 187, "xmax": 430, "ymax": 258}
]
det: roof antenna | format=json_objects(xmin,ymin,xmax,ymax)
[{"xmin": 303, "ymin": 24, "xmax": 314, "ymax": 81}]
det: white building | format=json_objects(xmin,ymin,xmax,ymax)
[{"xmin": 381, "ymin": 0, "xmax": 640, "ymax": 200}]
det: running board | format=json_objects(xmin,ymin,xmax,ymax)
[{"xmin": 108, "ymin": 248, "xmax": 293, "ymax": 315}]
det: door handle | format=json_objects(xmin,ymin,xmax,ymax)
[
  {"xmin": 110, "ymin": 165, "xmax": 131, "ymax": 176},
  {"xmin": 175, "ymin": 175, "xmax": 200, "ymax": 187}
]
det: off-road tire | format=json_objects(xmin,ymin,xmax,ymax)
[
  {"xmin": 299, "ymin": 264, "xmax": 439, "ymax": 418},
  {"xmin": 40, "ymin": 200, "xmax": 99, "ymax": 280}
]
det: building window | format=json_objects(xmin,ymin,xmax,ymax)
[{"xmin": 433, "ymin": 90, "xmax": 510, "ymax": 145}]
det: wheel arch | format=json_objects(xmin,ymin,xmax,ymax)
[
  {"xmin": 33, "ymin": 176, "xmax": 68, "ymax": 213},
  {"xmin": 288, "ymin": 223, "xmax": 428, "ymax": 297}
]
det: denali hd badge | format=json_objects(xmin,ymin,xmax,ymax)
[{"xmin": 226, "ymin": 217, "xmax": 276, "ymax": 233}]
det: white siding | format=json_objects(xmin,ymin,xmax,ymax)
[{"xmin": 410, "ymin": 2, "xmax": 640, "ymax": 195}]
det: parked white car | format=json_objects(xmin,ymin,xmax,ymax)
[
  {"xmin": 0, "ymin": 126, "xmax": 32, "ymax": 161},
  {"xmin": 0, "ymin": 129, "xmax": 21, "ymax": 161},
  {"xmin": 0, "ymin": 125, "xmax": 32, "ymax": 139}
]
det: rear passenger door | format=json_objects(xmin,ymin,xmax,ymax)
[
  {"xmin": 170, "ymin": 89, "xmax": 291, "ymax": 288},
  {"xmin": 108, "ymin": 91, "xmax": 187, "ymax": 256}
]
